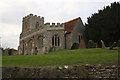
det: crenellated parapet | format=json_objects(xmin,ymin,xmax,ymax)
[
  {"xmin": 23, "ymin": 13, "xmax": 44, "ymax": 21},
  {"xmin": 45, "ymin": 23, "xmax": 64, "ymax": 27},
  {"xmin": 45, "ymin": 23, "xmax": 64, "ymax": 30}
]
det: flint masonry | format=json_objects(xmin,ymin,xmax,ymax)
[{"xmin": 18, "ymin": 14, "xmax": 86, "ymax": 55}]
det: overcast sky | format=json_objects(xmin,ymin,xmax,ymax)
[{"xmin": 0, "ymin": 0, "xmax": 119, "ymax": 49}]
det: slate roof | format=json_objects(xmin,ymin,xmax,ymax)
[{"xmin": 64, "ymin": 17, "xmax": 80, "ymax": 33}]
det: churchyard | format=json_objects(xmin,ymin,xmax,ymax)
[{"xmin": 2, "ymin": 48, "xmax": 118, "ymax": 68}]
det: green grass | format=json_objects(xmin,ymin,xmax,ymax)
[
  {"xmin": 0, "ymin": 56, "xmax": 2, "ymax": 66},
  {"xmin": 2, "ymin": 48, "xmax": 118, "ymax": 68}
]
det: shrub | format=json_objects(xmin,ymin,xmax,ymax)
[
  {"xmin": 88, "ymin": 40, "xmax": 96, "ymax": 48},
  {"xmin": 71, "ymin": 43, "xmax": 79, "ymax": 49}
]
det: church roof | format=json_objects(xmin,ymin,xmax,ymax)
[{"xmin": 64, "ymin": 17, "xmax": 81, "ymax": 33}]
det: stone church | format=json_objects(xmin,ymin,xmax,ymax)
[{"xmin": 18, "ymin": 14, "xmax": 86, "ymax": 55}]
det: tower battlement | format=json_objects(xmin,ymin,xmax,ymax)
[
  {"xmin": 23, "ymin": 14, "xmax": 44, "ymax": 21},
  {"xmin": 45, "ymin": 23, "xmax": 64, "ymax": 30},
  {"xmin": 45, "ymin": 23, "xmax": 64, "ymax": 27}
]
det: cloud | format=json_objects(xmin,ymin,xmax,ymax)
[
  {"xmin": 0, "ymin": 0, "xmax": 119, "ymax": 49},
  {"xmin": 0, "ymin": 23, "xmax": 21, "ymax": 49},
  {"xmin": 1, "ymin": 34, "xmax": 19, "ymax": 49}
]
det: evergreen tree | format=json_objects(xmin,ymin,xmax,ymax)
[{"xmin": 85, "ymin": 2, "xmax": 120, "ymax": 47}]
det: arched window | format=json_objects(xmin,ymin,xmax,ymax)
[
  {"xmin": 78, "ymin": 35, "xmax": 83, "ymax": 43},
  {"xmin": 81, "ymin": 35, "xmax": 83, "ymax": 40},
  {"xmin": 52, "ymin": 35, "xmax": 60, "ymax": 47},
  {"xmin": 55, "ymin": 35, "xmax": 57, "ymax": 46},
  {"xmin": 35, "ymin": 22, "xmax": 39, "ymax": 29},
  {"xmin": 35, "ymin": 47, "xmax": 38, "ymax": 55},
  {"xmin": 58, "ymin": 37, "xmax": 60, "ymax": 46},
  {"xmin": 52, "ymin": 36, "xmax": 54, "ymax": 46}
]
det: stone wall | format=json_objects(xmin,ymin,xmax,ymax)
[
  {"xmin": 65, "ymin": 33, "xmax": 72, "ymax": 49},
  {"xmin": 72, "ymin": 19, "xmax": 83, "ymax": 44},
  {"xmin": 44, "ymin": 30, "xmax": 65, "ymax": 52},
  {"xmin": 71, "ymin": 18, "xmax": 86, "ymax": 49},
  {"xmin": 84, "ymin": 64, "xmax": 119, "ymax": 78},
  {"xmin": 2, "ymin": 66, "xmax": 89, "ymax": 78},
  {"xmin": 2, "ymin": 65, "xmax": 119, "ymax": 79},
  {"xmin": 65, "ymin": 18, "xmax": 86, "ymax": 50}
]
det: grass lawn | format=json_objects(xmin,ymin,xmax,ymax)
[
  {"xmin": 2, "ymin": 48, "xmax": 118, "ymax": 68},
  {"xmin": 0, "ymin": 56, "xmax": 2, "ymax": 67}
]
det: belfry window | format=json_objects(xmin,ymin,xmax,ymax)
[
  {"xmin": 35, "ymin": 22, "xmax": 39, "ymax": 29},
  {"xmin": 52, "ymin": 35, "xmax": 60, "ymax": 46}
]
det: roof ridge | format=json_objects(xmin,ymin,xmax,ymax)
[{"xmin": 64, "ymin": 17, "xmax": 80, "ymax": 24}]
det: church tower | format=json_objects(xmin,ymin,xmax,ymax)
[
  {"xmin": 19, "ymin": 14, "xmax": 45, "ymax": 55},
  {"xmin": 21, "ymin": 14, "xmax": 44, "ymax": 34}
]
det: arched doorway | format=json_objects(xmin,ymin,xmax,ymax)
[{"xmin": 35, "ymin": 47, "xmax": 38, "ymax": 55}]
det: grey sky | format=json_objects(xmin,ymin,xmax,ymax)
[{"xmin": 0, "ymin": 0, "xmax": 119, "ymax": 49}]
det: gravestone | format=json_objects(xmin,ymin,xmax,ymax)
[
  {"xmin": 101, "ymin": 40, "xmax": 106, "ymax": 48},
  {"xmin": 109, "ymin": 42, "xmax": 116, "ymax": 50},
  {"xmin": 95, "ymin": 43, "xmax": 98, "ymax": 48}
]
